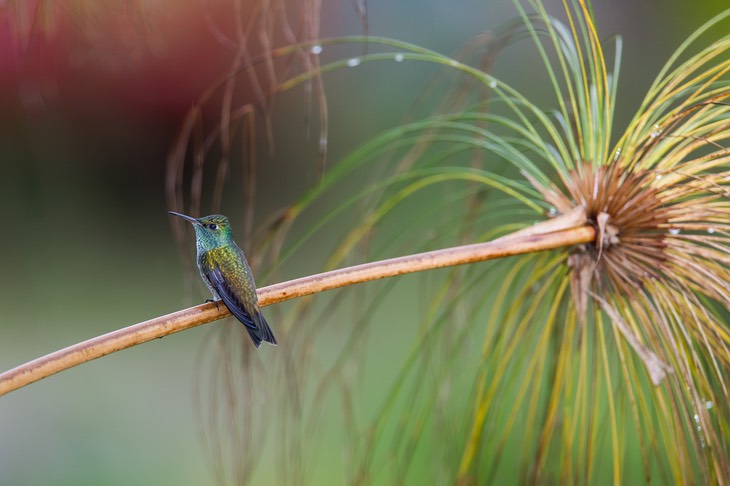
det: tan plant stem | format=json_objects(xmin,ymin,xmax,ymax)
[
  {"xmin": 589, "ymin": 291, "xmax": 674, "ymax": 385},
  {"xmin": 0, "ymin": 224, "xmax": 595, "ymax": 397}
]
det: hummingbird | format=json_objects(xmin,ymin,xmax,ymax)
[{"xmin": 169, "ymin": 211, "xmax": 277, "ymax": 348}]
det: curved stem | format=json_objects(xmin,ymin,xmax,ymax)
[{"xmin": 0, "ymin": 225, "xmax": 594, "ymax": 397}]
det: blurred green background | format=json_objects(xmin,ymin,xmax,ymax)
[{"xmin": 0, "ymin": 0, "xmax": 727, "ymax": 484}]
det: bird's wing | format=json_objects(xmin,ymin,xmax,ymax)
[{"xmin": 204, "ymin": 266, "xmax": 258, "ymax": 331}]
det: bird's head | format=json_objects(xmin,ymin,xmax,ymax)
[{"xmin": 168, "ymin": 212, "xmax": 234, "ymax": 251}]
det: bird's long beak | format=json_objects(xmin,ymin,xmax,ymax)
[{"xmin": 168, "ymin": 211, "xmax": 200, "ymax": 224}]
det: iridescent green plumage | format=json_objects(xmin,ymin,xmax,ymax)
[{"xmin": 169, "ymin": 212, "xmax": 277, "ymax": 348}]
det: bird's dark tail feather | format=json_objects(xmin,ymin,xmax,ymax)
[{"xmin": 247, "ymin": 312, "xmax": 277, "ymax": 348}]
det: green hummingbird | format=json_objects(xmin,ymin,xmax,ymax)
[{"xmin": 169, "ymin": 211, "xmax": 277, "ymax": 348}]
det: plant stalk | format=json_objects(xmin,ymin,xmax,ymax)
[{"xmin": 0, "ymin": 224, "xmax": 595, "ymax": 397}]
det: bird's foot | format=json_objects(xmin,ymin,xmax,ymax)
[{"xmin": 205, "ymin": 298, "xmax": 222, "ymax": 309}]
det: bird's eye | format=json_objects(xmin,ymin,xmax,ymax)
[{"xmin": 208, "ymin": 223, "xmax": 218, "ymax": 230}]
